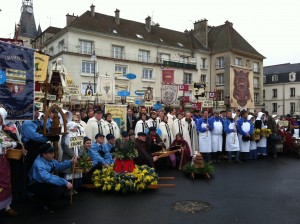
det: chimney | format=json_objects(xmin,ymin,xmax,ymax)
[
  {"xmin": 66, "ymin": 13, "xmax": 77, "ymax": 26},
  {"xmin": 145, "ymin": 16, "xmax": 151, "ymax": 32},
  {"xmin": 194, "ymin": 19, "xmax": 208, "ymax": 47},
  {"xmin": 115, "ymin": 9, "xmax": 120, "ymax": 25},
  {"xmin": 90, "ymin": 4, "xmax": 95, "ymax": 17},
  {"xmin": 225, "ymin": 20, "xmax": 233, "ymax": 27}
]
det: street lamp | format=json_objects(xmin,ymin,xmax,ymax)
[{"xmin": 91, "ymin": 51, "xmax": 97, "ymax": 96}]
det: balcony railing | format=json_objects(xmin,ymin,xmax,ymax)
[{"xmin": 45, "ymin": 44, "xmax": 197, "ymax": 69}]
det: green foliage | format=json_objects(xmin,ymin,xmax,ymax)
[
  {"xmin": 182, "ymin": 162, "xmax": 215, "ymax": 175},
  {"xmin": 113, "ymin": 139, "xmax": 138, "ymax": 160}
]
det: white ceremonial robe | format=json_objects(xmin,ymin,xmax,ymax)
[
  {"xmin": 238, "ymin": 122, "xmax": 251, "ymax": 152},
  {"xmin": 182, "ymin": 118, "xmax": 199, "ymax": 155},
  {"xmin": 159, "ymin": 122, "xmax": 174, "ymax": 149},
  {"xmin": 171, "ymin": 119, "xmax": 191, "ymax": 145},
  {"xmin": 85, "ymin": 117, "xmax": 105, "ymax": 142},
  {"xmin": 198, "ymin": 123, "xmax": 212, "ymax": 153},
  {"xmin": 211, "ymin": 120, "xmax": 223, "ymax": 152},
  {"xmin": 103, "ymin": 120, "xmax": 120, "ymax": 140},
  {"xmin": 167, "ymin": 113, "xmax": 176, "ymax": 129},
  {"xmin": 135, "ymin": 120, "xmax": 149, "ymax": 137},
  {"xmin": 226, "ymin": 123, "xmax": 240, "ymax": 152},
  {"xmin": 146, "ymin": 118, "xmax": 158, "ymax": 128},
  {"xmin": 257, "ymin": 124, "xmax": 267, "ymax": 148}
]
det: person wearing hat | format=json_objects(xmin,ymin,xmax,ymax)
[
  {"xmin": 105, "ymin": 134, "xmax": 116, "ymax": 155},
  {"xmin": 85, "ymin": 110, "xmax": 105, "ymax": 143},
  {"xmin": 255, "ymin": 112, "xmax": 268, "ymax": 158},
  {"xmin": 103, "ymin": 113, "xmax": 120, "ymax": 140},
  {"xmin": 0, "ymin": 107, "xmax": 22, "ymax": 217},
  {"xmin": 134, "ymin": 132, "xmax": 158, "ymax": 167},
  {"xmin": 223, "ymin": 111, "xmax": 240, "ymax": 162},
  {"xmin": 192, "ymin": 110, "xmax": 201, "ymax": 124},
  {"xmin": 237, "ymin": 110, "xmax": 254, "ymax": 162},
  {"xmin": 128, "ymin": 130, "xmax": 136, "ymax": 141},
  {"xmin": 146, "ymin": 126, "xmax": 165, "ymax": 153},
  {"xmin": 88, "ymin": 133, "xmax": 114, "ymax": 170},
  {"xmin": 209, "ymin": 111, "xmax": 223, "ymax": 162},
  {"xmin": 115, "ymin": 131, "xmax": 130, "ymax": 150},
  {"xmin": 28, "ymin": 143, "xmax": 77, "ymax": 213}
]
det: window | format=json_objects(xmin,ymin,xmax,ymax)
[
  {"xmin": 290, "ymin": 88, "xmax": 295, "ymax": 97},
  {"xmin": 115, "ymin": 64, "xmax": 127, "ymax": 76},
  {"xmin": 235, "ymin": 57, "xmax": 242, "ymax": 66},
  {"xmin": 80, "ymin": 40, "xmax": 93, "ymax": 54},
  {"xmin": 289, "ymin": 72, "xmax": 296, "ymax": 81},
  {"xmin": 82, "ymin": 60, "xmax": 95, "ymax": 74},
  {"xmin": 253, "ymin": 62, "xmax": 259, "ymax": 73},
  {"xmin": 272, "ymin": 75, "xmax": 278, "ymax": 82},
  {"xmin": 218, "ymin": 90, "xmax": 224, "ymax": 101},
  {"xmin": 139, "ymin": 50, "xmax": 150, "ymax": 63},
  {"xmin": 142, "ymin": 68, "xmax": 153, "ymax": 79},
  {"xmin": 200, "ymin": 74, "xmax": 206, "ymax": 83},
  {"xmin": 291, "ymin": 102, "xmax": 296, "ymax": 114},
  {"xmin": 160, "ymin": 53, "xmax": 170, "ymax": 63},
  {"xmin": 216, "ymin": 57, "xmax": 224, "ymax": 69},
  {"xmin": 179, "ymin": 56, "xmax": 188, "ymax": 64},
  {"xmin": 183, "ymin": 73, "xmax": 192, "ymax": 84},
  {"xmin": 254, "ymin": 93, "xmax": 259, "ymax": 103},
  {"xmin": 48, "ymin": 46, "xmax": 54, "ymax": 56},
  {"xmin": 246, "ymin": 60, "xmax": 250, "ymax": 68},
  {"xmin": 112, "ymin": 45, "xmax": 124, "ymax": 59},
  {"xmin": 253, "ymin": 77, "xmax": 259, "ymax": 88},
  {"xmin": 272, "ymin": 103, "xmax": 277, "ymax": 113},
  {"xmin": 272, "ymin": 89, "xmax": 277, "ymax": 98},
  {"xmin": 58, "ymin": 40, "xmax": 64, "ymax": 52},
  {"xmin": 216, "ymin": 74, "xmax": 224, "ymax": 85},
  {"xmin": 263, "ymin": 89, "xmax": 265, "ymax": 99},
  {"xmin": 263, "ymin": 76, "xmax": 266, "ymax": 83},
  {"xmin": 201, "ymin": 58, "xmax": 207, "ymax": 69}
]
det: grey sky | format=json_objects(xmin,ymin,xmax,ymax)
[{"xmin": 1, "ymin": 0, "xmax": 299, "ymax": 66}]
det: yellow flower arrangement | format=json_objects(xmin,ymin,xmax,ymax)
[
  {"xmin": 261, "ymin": 128, "xmax": 272, "ymax": 137},
  {"xmin": 92, "ymin": 164, "xmax": 158, "ymax": 194},
  {"xmin": 254, "ymin": 129, "xmax": 261, "ymax": 134}
]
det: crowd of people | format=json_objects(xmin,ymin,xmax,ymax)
[{"xmin": 0, "ymin": 104, "xmax": 299, "ymax": 215}]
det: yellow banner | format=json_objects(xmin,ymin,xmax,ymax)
[
  {"xmin": 105, "ymin": 105, "xmax": 127, "ymax": 132},
  {"xmin": 34, "ymin": 52, "xmax": 49, "ymax": 82}
]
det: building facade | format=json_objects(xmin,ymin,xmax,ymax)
[
  {"xmin": 32, "ymin": 5, "xmax": 264, "ymax": 109},
  {"xmin": 263, "ymin": 63, "xmax": 300, "ymax": 115}
]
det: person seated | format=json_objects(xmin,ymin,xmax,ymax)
[
  {"xmin": 88, "ymin": 133, "xmax": 114, "ymax": 170},
  {"xmin": 128, "ymin": 130, "xmax": 135, "ymax": 142},
  {"xmin": 146, "ymin": 126, "xmax": 166, "ymax": 153},
  {"xmin": 115, "ymin": 131, "xmax": 130, "ymax": 150},
  {"xmin": 105, "ymin": 134, "xmax": 116, "ymax": 154},
  {"xmin": 28, "ymin": 143, "xmax": 77, "ymax": 214},
  {"xmin": 169, "ymin": 133, "xmax": 191, "ymax": 169},
  {"xmin": 134, "ymin": 132, "xmax": 158, "ymax": 168}
]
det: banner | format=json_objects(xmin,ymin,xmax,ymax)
[
  {"xmin": 34, "ymin": 52, "xmax": 49, "ymax": 82},
  {"xmin": 179, "ymin": 84, "xmax": 189, "ymax": 91},
  {"xmin": 230, "ymin": 66, "xmax": 254, "ymax": 109},
  {"xmin": 99, "ymin": 75, "xmax": 115, "ymax": 103},
  {"xmin": 193, "ymin": 83, "xmax": 206, "ymax": 100},
  {"xmin": 0, "ymin": 41, "xmax": 34, "ymax": 120},
  {"xmin": 162, "ymin": 69, "xmax": 174, "ymax": 84},
  {"xmin": 105, "ymin": 104, "xmax": 127, "ymax": 132},
  {"xmin": 161, "ymin": 84, "xmax": 178, "ymax": 105}
]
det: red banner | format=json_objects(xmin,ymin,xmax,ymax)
[
  {"xmin": 162, "ymin": 69, "xmax": 174, "ymax": 84},
  {"xmin": 181, "ymin": 96, "xmax": 190, "ymax": 103},
  {"xmin": 179, "ymin": 84, "xmax": 189, "ymax": 91},
  {"xmin": 192, "ymin": 102, "xmax": 202, "ymax": 110}
]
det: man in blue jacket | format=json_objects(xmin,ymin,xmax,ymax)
[
  {"xmin": 28, "ymin": 143, "xmax": 77, "ymax": 213},
  {"xmin": 89, "ymin": 133, "xmax": 114, "ymax": 169}
]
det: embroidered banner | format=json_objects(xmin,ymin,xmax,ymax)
[
  {"xmin": 162, "ymin": 69, "xmax": 175, "ymax": 84},
  {"xmin": 105, "ymin": 104, "xmax": 127, "ymax": 132},
  {"xmin": 0, "ymin": 41, "xmax": 34, "ymax": 120},
  {"xmin": 161, "ymin": 84, "xmax": 178, "ymax": 105},
  {"xmin": 99, "ymin": 75, "xmax": 115, "ymax": 103},
  {"xmin": 230, "ymin": 66, "xmax": 254, "ymax": 109}
]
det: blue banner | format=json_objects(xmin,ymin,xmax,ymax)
[{"xmin": 0, "ymin": 41, "xmax": 35, "ymax": 120}]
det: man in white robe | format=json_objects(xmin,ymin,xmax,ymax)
[
  {"xmin": 182, "ymin": 112, "xmax": 199, "ymax": 155},
  {"xmin": 85, "ymin": 110, "xmax": 105, "ymax": 142},
  {"xmin": 134, "ymin": 113, "xmax": 149, "ymax": 137},
  {"xmin": 167, "ymin": 108, "xmax": 177, "ymax": 129},
  {"xmin": 103, "ymin": 113, "xmax": 120, "ymax": 140},
  {"xmin": 172, "ymin": 113, "xmax": 191, "ymax": 149}
]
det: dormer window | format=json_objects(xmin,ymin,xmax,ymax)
[
  {"xmin": 272, "ymin": 75, "xmax": 278, "ymax": 82},
  {"xmin": 289, "ymin": 72, "xmax": 296, "ymax": 81},
  {"xmin": 177, "ymin": 42, "xmax": 184, "ymax": 47},
  {"xmin": 136, "ymin": 34, "xmax": 143, "ymax": 39}
]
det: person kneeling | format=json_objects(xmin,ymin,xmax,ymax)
[{"xmin": 28, "ymin": 143, "xmax": 77, "ymax": 214}]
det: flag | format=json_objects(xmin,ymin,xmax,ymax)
[{"xmin": 34, "ymin": 52, "xmax": 49, "ymax": 82}]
